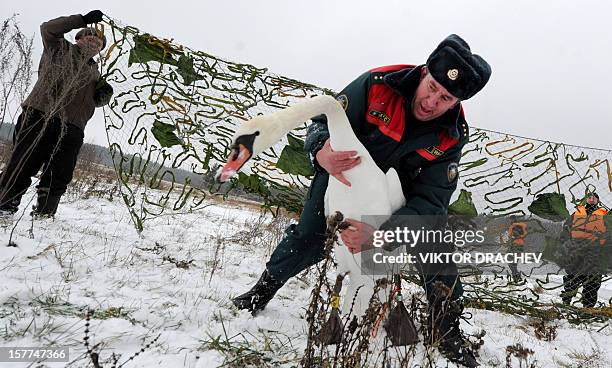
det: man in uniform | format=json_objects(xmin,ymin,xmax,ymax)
[{"xmin": 233, "ymin": 34, "xmax": 491, "ymax": 366}]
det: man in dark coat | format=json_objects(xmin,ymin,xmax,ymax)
[
  {"xmin": 0, "ymin": 10, "xmax": 113, "ymax": 217},
  {"xmin": 233, "ymin": 34, "xmax": 491, "ymax": 366}
]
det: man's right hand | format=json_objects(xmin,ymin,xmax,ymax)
[
  {"xmin": 83, "ymin": 10, "xmax": 104, "ymax": 24},
  {"xmin": 315, "ymin": 138, "xmax": 361, "ymax": 186}
]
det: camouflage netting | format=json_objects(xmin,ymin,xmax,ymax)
[
  {"xmin": 99, "ymin": 17, "xmax": 611, "ymax": 324},
  {"xmin": 100, "ymin": 18, "xmax": 333, "ymax": 230}
]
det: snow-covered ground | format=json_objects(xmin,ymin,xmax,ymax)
[{"xmin": 1, "ymin": 185, "xmax": 611, "ymax": 368}]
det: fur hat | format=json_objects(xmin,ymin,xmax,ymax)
[
  {"xmin": 426, "ymin": 34, "xmax": 491, "ymax": 100},
  {"xmin": 75, "ymin": 27, "xmax": 106, "ymax": 49}
]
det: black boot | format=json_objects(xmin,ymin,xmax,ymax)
[
  {"xmin": 232, "ymin": 269, "xmax": 285, "ymax": 315},
  {"xmin": 581, "ymin": 275, "xmax": 602, "ymax": 308},
  {"xmin": 31, "ymin": 188, "xmax": 61, "ymax": 218},
  {"xmin": 426, "ymin": 284, "xmax": 479, "ymax": 367}
]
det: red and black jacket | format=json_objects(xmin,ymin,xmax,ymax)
[{"xmin": 304, "ymin": 64, "xmax": 469, "ymax": 219}]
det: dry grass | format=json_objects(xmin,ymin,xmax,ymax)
[{"xmin": 555, "ymin": 346, "xmax": 607, "ymax": 368}]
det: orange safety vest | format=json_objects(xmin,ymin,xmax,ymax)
[
  {"xmin": 570, "ymin": 205, "xmax": 608, "ymax": 245},
  {"xmin": 509, "ymin": 222, "xmax": 527, "ymax": 246}
]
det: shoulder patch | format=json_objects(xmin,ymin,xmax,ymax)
[
  {"xmin": 423, "ymin": 146, "xmax": 445, "ymax": 157},
  {"xmin": 336, "ymin": 94, "xmax": 348, "ymax": 111},
  {"xmin": 447, "ymin": 162, "xmax": 459, "ymax": 182},
  {"xmin": 368, "ymin": 109, "xmax": 391, "ymax": 125},
  {"xmin": 416, "ymin": 129, "xmax": 460, "ymax": 161}
]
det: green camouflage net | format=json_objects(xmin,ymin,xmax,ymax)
[
  {"xmin": 456, "ymin": 129, "xmax": 612, "ymax": 323},
  {"xmin": 100, "ymin": 18, "xmax": 333, "ymax": 230},
  {"xmin": 100, "ymin": 19, "xmax": 612, "ymax": 323}
]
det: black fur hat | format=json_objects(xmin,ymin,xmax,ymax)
[
  {"xmin": 75, "ymin": 27, "xmax": 106, "ymax": 49},
  {"xmin": 426, "ymin": 34, "xmax": 491, "ymax": 100}
]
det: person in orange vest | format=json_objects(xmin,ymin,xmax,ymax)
[
  {"xmin": 507, "ymin": 221, "xmax": 527, "ymax": 281},
  {"xmin": 560, "ymin": 192, "xmax": 608, "ymax": 307}
]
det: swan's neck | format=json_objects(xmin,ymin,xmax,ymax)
[
  {"xmin": 323, "ymin": 101, "xmax": 362, "ymax": 152},
  {"xmin": 251, "ymin": 95, "xmax": 359, "ymax": 154}
]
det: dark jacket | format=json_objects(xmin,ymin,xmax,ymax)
[
  {"xmin": 21, "ymin": 14, "xmax": 112, "ymax": 130},
  {"xmin": 304, "ymin": 65, "xmax": 469, "ymax": 230}
]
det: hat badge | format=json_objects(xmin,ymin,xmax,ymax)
[{"xmin": 447, "ymin": 69, "xmax": 459, "ymax": 81}]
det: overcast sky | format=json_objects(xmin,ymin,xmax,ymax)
[{"xmin": 3, "ymin": 0, "xmax": 611, "ymax": 149}]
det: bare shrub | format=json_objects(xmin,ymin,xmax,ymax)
[{"xmin": 0, "ymin": 15, "xmax": 33, "ymax": 128}]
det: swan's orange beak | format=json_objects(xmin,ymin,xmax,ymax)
[{"xmin": 216, "ymin": 143, "xmax": 252, "ymax": 182}]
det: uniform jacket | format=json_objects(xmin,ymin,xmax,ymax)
[{"xmin": 304, "ymin": 65, "xmax": 469, "ymax": 231}]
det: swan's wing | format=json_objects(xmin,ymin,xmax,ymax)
[{"xmin": 385, "ymin": 168, "xmax": 406, "ymax": 212}]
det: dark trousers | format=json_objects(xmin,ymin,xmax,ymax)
[
  {"xmin": 266, "ymin": 172, "xmax": 329, "ymax": 280},
  {"xmin": 561, "ymin": 274, "xmax": 602, "ymax": 308},
  {"xmin": 265, "ymin": 172, "xmax": 463, "ymax": 300},
  {"xmin": 0, "ymin": 108, "xmax": 84, "ymax": 213}
]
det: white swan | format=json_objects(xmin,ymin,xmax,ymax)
[{"xmin": 217, "ymin": 95, "xmax": 406, "ymax": 317}]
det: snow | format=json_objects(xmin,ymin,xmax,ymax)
[{"xmin": 1, "ymin": 187, "xmax": 611, "ymax": 367}]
